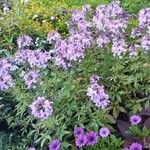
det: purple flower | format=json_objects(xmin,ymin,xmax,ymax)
[
  {"xmin": 29, "ymin": 97, "xmax": 53, "ymax": 119},
  {"xmin": 141, "ymin": 33, "xmax": 150, "ymax": 51},
  {"xmin": 49, "ymin": 140, "xmax": 60, "ymax": 150},
  {"xmin": 129, "ymin": 45, "xmax": 139, "ymax": 57},
  {"xmin": 86, "ymin": 131, "xmax": 99, "ymax": 146},
  {"xmin": 47, "ymin": 31, "xmax": 61, "ymax": 44},
  {"xmin": 96, "ymin": 34, "xmax": 110, "ymax": 47},
  {"xmin": 15, "ymin": 49, "xmax": 51, "ymax": 68},
  {"xmin": 74, "ymin": 127, "xmax": 84, "ymax": 137},
  {"xmin": 23, "ymin": 70, "xmax": 39, "ymax": 89},
  {"xmin": 82, "ymin": 4, "xmax": 91, "ymax": 13},
  {"xmin": 87, "ymin": 79, "xmax": 110, "ymax": 109},
  {"xmin": 130, "ymin": 115, "xmax": 141, "ymax": 125},
  {"xmin": 72, "ymin": 10, "xmax": 85, "ymax": 22},
  {"xmin": 131, "ymin": 27, "xmax": 143, "ymax": 38},
  {"xmin": 139, "ymin": 8, "xmax": 150, "ymax": 27},
  {"xmin": 17, "ymin": 35, "xmax": 32, "ymax": 49},
  {"xmin": 129, "ymin": 142, "xmax": 143, "ymax": 150},
  {"xmin": 75, "ymin": 134, "xmax": 87, "ymax": 147},
  {"xmin": 28, "ymin": 147, "xmax": 36, "ymax": 150},
  {"xmin": 0, "ymin": 70, "xmax": 13, "ymax": 91},
  {"xmin": 99, "ymin": 127, "xmax": 110, "ymax": 137},
  {"xmin": 112, "ymin": 37, "xmax": 127, "ymax": 57},
  {"xmin": 121, "ymin": 148, "xmax": 129, "ymax": 150},
  {"xmin": 90, "ymin": 75, "xmax": 100, "ymax": 84}
]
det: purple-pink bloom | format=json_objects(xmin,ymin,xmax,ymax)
[
  {"xmin": 90, "ymin": 75, "xmax": 100, "ymax": 84},
  {"xmin": 29, "ymin": 97, "xmax": 53, "ymax": 119},
  {"xmin": 17, "ymin": 35, "xmax": 32, "ymax": 49},
  {"xmin": 87, "ymin": 79, "xmax": 110, "ymax": 109},
  {"xmin": 99, "ymin": 127, "xmax": 110, "ymax": 137},
  {"xmin": 86, "ymin": 131, "xmax": 99, "ymax": 146},
  {"xmin": 82, "ymin": 4, "xmax": 91, "ymax": 13},
  {"xmin": 74, "ymin": 127, "xmax": 84, "ymax": 137},
  {"xmin": 0, "ymin": 70, "xmax": 13, "ymax": 91},
  {"xmin": 47, "ymin": 31, "xmax": 61, "ymax": 44},
  {"xmin": 23, "ymin": 70, "xmax": 39, "ymax": 89},
  {"xmin": 139, "ymin": 8, "xmax": 150, "ymax": 27},
  {"xmin": 49, "ymin": 140, "xmax": 60, "ymax": 150},
  {"xmin": 112, "ymin": 37, "xmax": 127, "ymax": 57},
  {"xmin": 75, "ymin": 134, "xmax": 86, "ymax": 148},
  {"xmin": 141, "ymin": 33, "xmax": 150, "ymax": 51},
  {"xmin": 129, "ymin": 142, "xmax": 143, "ymax": 150},
  {"xmin": 121, "ymin": 148, "xmax": 129, "ymax": 150},
  {"xmin": 130, "ymin": 115, "xmax": 141, "ymax": 125},
  {"xmin": 15, "ymin": 49, "xmax": 51, "ymax": 68}
]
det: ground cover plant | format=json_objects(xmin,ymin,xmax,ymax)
[{"xmin": 0, "ymin": 0, "xmax": 150, "ymax": 150}]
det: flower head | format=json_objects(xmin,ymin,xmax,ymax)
[
  {"xmin": 47, "ymin": 31, "xmax": 61, "ymax": 44},
  {"xmin": 86, "ymin": 131, "xmax": 99, "ymax": 146},
  {"xmin": 29, "ymin": 97, "xmax": 53, "ymax": 119},
  {"xmin": 74, "ymin": 127, "xmax": 84, "ymax": 137},
  {"xmin": 75, "ymin": 134, "xmax": 86, "ymax": 147},
  {"xmin": 23, "ymin": 70, "xmax": 39, "ymax": 89},
  {"xmin": 139, "ymin": 8, "xmax": 150, "ymax": 27},
  {"xmin": 130, "ymin": 115, "xmax": 141, "ymax": 125},
  {"xmin": 17, "ymin": 35, "xmax": 32, "ymax": 49},
  {"xmin": 49, "ymin": 140, "xmax": 60, "ymax": 150},
  {"xmin": 90, "ymin": 75, "xmax": 100, "ymax": 84},
  {"xmin": 99, "ymin": 127, "xmax": 110, "ymax": 137},
  {"xmin": 87, "ymin": 79, "xmax": 110, "ymax": 109},
  {"xmin": 129, "ymin": 142, "xmax": 143, "ymax": 150}
]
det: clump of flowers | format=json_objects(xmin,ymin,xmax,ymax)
[
  {"xmin": 48, "ymin": 139, "xmax": 60, "ymax": 150},
  {"xmin": 29, "ymin": 97, "xmax": 53, "ymax": 119},
  {"xmin": 15, "ymin": 49, "xmax": 51, "ymax": 68},
  {"xmin": 0, "ymin": 70, "xmax": 13, "ymax": 91},
  {"xmin": 23, "ymin": 70, "xmax": 39, "ymax": 89},
  {"xmin": 99, "ymin": 127, "xmax": 110, "ymax": 137},
  {"xmin": 130, "ymin": 115, "xmax": 141, "ymax": 125},
  {"xmin": 0, "ymin": 58, "xmax": 14, "ymax": 91},
  {"xmin": 87, "ymin": 75, "xmax": 110, "ymax": 109},
  {"xmin": 138, "ymin": 8, "xmax": 150, "ymax": 27},
  {"xmin": 47, "ymin": 31, "xmax": 61, "ymax": 44},
  {"xmin": 17, "ymin": 35, "xmax": 33, "ymax": 49}
]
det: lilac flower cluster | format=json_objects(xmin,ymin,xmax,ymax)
[
  {"xmin": 48, "ymin": 139, "xmax": 60, "ymax": 150},
  {"xmin": 138, "ymin": 8, "xmax": 150, "ymax": 27},
  {"xmin": 0, "ymin": 58, "xmax": 13, "ymax": 91},
  {"xmin": 23, "ymin": 70, "xmax": 39, "ymax": 89},
  {"xmin": 54, "ymin": 32, "xmax": 92, "ymax": 69},
  {"xmin": 47, "ymin": 31, "xmax": 61, "ymax": 44},
  {"xmin": 131, "ymin": 8, "xmax": 150, "ymax": 52},
  {"xmin": 29, "ymin": 97, "xmax": 53, "ymax": 119},
  {"xmin": 93, "ymin": 1, "xmax": 128, "ymax": 33},
  {"xmin": 17, "ymin": 35, "xmax": 33, "ymax": 49},
  {"xmin": 15, "ymin": 49, "xmax": 51, "ymax": 68},
  {"xmin": 87, "ymin": 75, "xmax": 110, "ymax": 109},
  {"xmin": 74, "ymin": 126, "xmax": 110, "ymax": 148}
]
